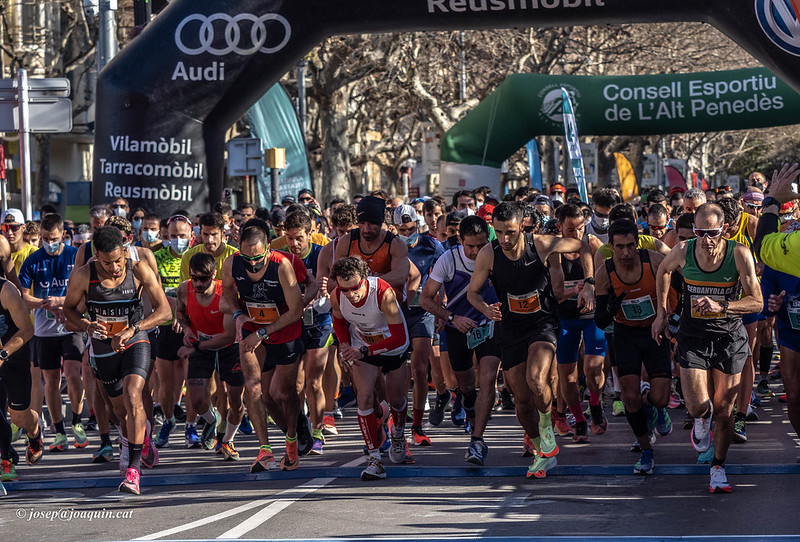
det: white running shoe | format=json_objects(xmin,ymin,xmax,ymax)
[{"xmin": 709, "ymin": 465, "xmax": 731, "ymax": 493}]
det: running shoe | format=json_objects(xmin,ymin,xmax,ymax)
[
  {"xmin": 0, "ymin": 459, "xmax": 17, "ymax": 482},
  {"xmin": 310, "ymin": 438, "xmax": 324, "ymax": 456},
  {"xmin": 119, "ymin": 467, "xmax": 140, "ymax": 495},
  {"xmin": 72, "ymin": 423, "xmax": 88, "ymax": 449},
  {"xmin": 185, "ymin": 426, "xmax": 201, "ymax": 449},
  {"xmin": 201, "ymin": 410, "xmax": 219, "ymax": 451},
  {"xmin": 156, "ymin": 419, "xmax": 175, "ymax": 448},
  {"xmin": 173, "ymin": 403, "xmax": 187, "ymax": 423},
  {"xmin": 572, "ymin": 421, "xmax": 590, "ymax": 443},
  {"xmin": 93, "ymin": 443, "xmax": 114, "ymax": 463},
  {"xmin": 709, "ymin": 465, "xmax": 732, "ymax": 493},
  {"xmin": 612, "ymin": 400, "xmax": 625, "ymax": 417},
  {"xmin": 250, "ymin": 447, "xmax": 275, "ymax": 473},
  {"xmin": 333, "ymin": 401, "xmax": 343, "ymax": 420},
  {"xmin": 429, "ymin": 391, "xmax": 450, "ymax": 426},
  {"xmin": 389, "ymin": 435, "xmax": 411, "ymax": 464},
  {"xmin": 0, "ymin": 480, "xmax": 5, "ymax": 497},
  {"xmin": 465, "ymin": 439, "xmax": 488, "ymax": 466},
  {"xmin": 590, "ymin": 404, "xmax": 608, "ymax": 435},
  {"xmin": 750, "ymin": 391, "xmax": 762, "ymax": 408},
  {"xmin": 10, "ymin": 423, "xmax": 21, "ymax": 443},
  {"xmin": 221, "ymin": 441, "xmax": 240, "ymax": 461},
  {"xmin": 630, "ymin": 432, "xmax": 657, "ymax": 452},
  {"xmin": 338, "ymin": 386, "xmax": 357, "ymax": 409},
  {"xmin": 538, "ymin": 423, "xmax": 559, "ymax": 458},
  {"xmin": 26, "ymin": 431, "xmax": 43, "ymax": 465},
  {"xmin": 451, "ymin": 392, "xmax": 467, "ymax": 427},
  {"xmin": 411, "ymin": 425, "xmax": 431, "ymax": 446},
  {"xmin": 756, "ymin": 379, "xmax": 773, "ymax": 397},
  {"xmin": 779, "ymin": 393, "xmax": 788, "ymax": 403},
  {"xmin": 142, "ymin": 434, "xmax": 159, "ymax": 469},
  {"xmin": 49, "ymin": 432, "xmax": 68, "ymax": 452},
  {"xmin": 322, "ymin": 415, "xmax": 338, "ymax": 436},
  {"xmin": 656, "ymin": 408, "xmax": 673, "ymax": 436},
  {"xmin": 499, "ymin": 388, "xmax": 515, "ymax": 410},
  {"xmin": 554, "ymin": 415, "xmax": 573, "ymax": 437},
  {"xmin": 280, "ymin": 439, "xmax": 299, "ymax": 471},
  {"xmin": 526, "ymin": 455, "xmax": 557, "ymax": 479},
  {"xmin": 697, "ymin": 441, "xmax": 715, "ymax": 464},
  {"xmin": 84, "ymin": 413, "xmax": 97, "ymax": 431},
  {"xmin": 745, "ymin": 404, "xmax": 759, "ymax": 422},
  {"xmin": 361, "ymin": 456, "xmax": 387, "ymax": 481},
  {"xmin": 733, "ymin": 415, "xmax": 747, "ymax": 443},
  {"xmin": 153, "ymin": 405, "xmax": 165, "ymax": 425},
  {"xmin": 239, "ymin": 413, "xmax": 254, "ymax": 435},
  {"xmin": 296, "ymin": 412, "xmax": 313, "ymax": 456},
  {"xmin": 634, "ymin": 449, "xmax": 654, "ymax": 475},
  {"xmin": 691, "ymin": 406, "xmax": 713, "ymax": 452},
  {"xmin": 522, "ymin": 433, "xmax": 537, "ymax": 458}
]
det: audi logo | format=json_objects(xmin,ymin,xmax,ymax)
[{"xmin": 175, "ymin": 13, "xmax": 292, "ymax": 56}]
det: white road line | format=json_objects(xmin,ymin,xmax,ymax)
[
  {"xmin": 342, "ymin": 456, "xmax": 366, "ymax": 467},
  {"xmin": 216, "ymin": 477, "xmax": 335, "ymax": 539}
]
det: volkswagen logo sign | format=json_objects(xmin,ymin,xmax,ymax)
[
  {"xmin": 755, "ymin": 0, "xmax": 800, "ymax": 57},
  {"xmin": 175, "ymin": 13, "xmax": 292, "ymax": 56}
]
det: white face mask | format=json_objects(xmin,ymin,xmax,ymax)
[
  {"xmin": 592, "ymin": 214, "xmax": 610, "ymax": 230},
  {"xmin": 552, "ymin": 194, "xmax": 564, "ymax": 203}
]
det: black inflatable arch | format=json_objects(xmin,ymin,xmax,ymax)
[{"xmin": 93, "ymin": 0, "xmax": 800, "ymax": 215}]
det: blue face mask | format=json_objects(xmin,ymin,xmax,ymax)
[
  {"xmin": 132, "ymin": 218, "xmax": 143, "ymax": 230},
  {"xmin": 162, "ymin": 239, "xmax": 170, "ymax": 248},
  {"xmin": 399, "ymin": 231, "xmax": 419, "ymax": 246},
  {"xmin": 141, "ymin": 230, "xmax": 159, "ymax": 244},
  {"xmin": 44, "ymin": 241, "xmax": 60, "ymax": 255},
  {"xmin": 170, "ymin": 238, "xmax": 190, "ymax": 254},
  {"xmin": 193, "ymin": 226, "xmax": 200, "ymax": 237}
]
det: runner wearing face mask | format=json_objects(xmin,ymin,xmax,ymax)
[
  {"xmin": 138, "ymin": 213, "xmax": 162, "ymax": 252},
  {"xmin": 549, "ymin": 184, "xmax": 566, "ymax": 204},
  {"xmin": 586, "ymin": 189, "xmax": 619, "ymax": 244}
]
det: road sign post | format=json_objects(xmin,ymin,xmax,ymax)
[{"xmin": 18, "ymin": 69, "xmax": 32, "ymax": 220}]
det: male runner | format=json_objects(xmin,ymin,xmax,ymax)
[
  {"xmin": 19, "ymin": 213, "xmax": 86, "ymax": 451},
  {"xmin": 331, "ymin": 256, "xmax": 411, "ymax": 480},
  {"xmin": 468, "ymin": 202, "xmax": 594, "ymax": 478},
  {"xmin": 222, "ymin": 225, "xmax": 306, "ymax": 472},
  {"xmin": 653, "ymin": 203, "xmax": 762, "ymax": 493},
  {"xmin": 394, "ymin": 205, "xmax": 444, "ymax": 445},
  {"xmin": 420, "ymin": 216, "xmax": 500, "ymax": 467},
  {"xmin": 595, "ymin": 220, "xmax": 671, "ymax": 474},
  {"xmin": 176, "ymin": 252, "xmax": 244, "ymax": 460},
  {"xmin": 2, "ymin": 208, "xmax": 36, "ymax": 276},
  {"xmin": 63, "ymin": 226, "xmax": 171, "ymax": 495}
]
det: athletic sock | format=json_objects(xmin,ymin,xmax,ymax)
[
  {"xmin": 463, "ymin": 389, "xmax": 478, "ymax": 421},
  {"xmin": 537, "ymin": 409, "xmax": 552, "ymax": 431},
  {"xmin": 54, "ymin": 420, "xmax": 65, "ymax": 435},
  {"xmin": 168, "ymin": 416, "xmax": 176, "ymax": 425},
  {"xmin": 470, "ymin": 436, "xmax": 484, "ymax": 443},
  {"xmin": 217, "ymin": 419, "xmax": 227, "ymax": 436},
  {"xmin": 759, "ymin": 345, "xmax": 774, "ymax": 376},
  {"xmin": 128, "ymin": 442, "xmax": 143, "ymax": 471},
  {"xmin": 72, "ymin": 412, "xmax": 81, "ymax": 426},
  {"xmin": 589, "ymin": 391, "xmax": 602, "ymax": 407},
  {"xmin": 711, "ymin": 456, "xmax": 725, "ymax": 468},
  {"xmin": 101, "ymin": 433, "xmax": 112, "ymax": 447},
  {"xmin": 223, "ymin": 422, "xmax": 238, "ymax": 443},
  {"xmin": 392, "ymin": 400, "xmax": 408, "ymax": 432},
  {"xmin": 201, "ymin": 409, "xmax": 216, "ymax": 424},
  {"xmin": 568, "ymin": 401, "xmax": 586, "ymax": 423},
  {"xmin": 0, "ymin": 418, "xmax": 11, "ymax": 460}
]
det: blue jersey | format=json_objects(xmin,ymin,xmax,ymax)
[
  {"xmin": 19, "ymin": 245, "xmax": 78, "ymax": 336},
  {"xmin": 300, "ymin": 243, "xmax": 332, "ymax": 327},
  {"xmin": 761, "ymin": 265, "xmax": 800, "ymax": 348},
  {"xmin": 407, "ymin": 235, "xmax": 444, "ymax": 313}
]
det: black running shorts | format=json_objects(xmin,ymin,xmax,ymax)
[
  {"xmin": 676, "ymin": 325, "xmax": 749, "ymax": 375},
  {"xmin": 613, "ymin": 323, "xmax": 671, "ymax": 379}
]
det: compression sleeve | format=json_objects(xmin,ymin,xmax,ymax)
[
  {"xmin": 333, "ymin": 314, "xmax": 351, "ymax": 345},
  {"xmin": 368, "ymin": 322, "xmax": 407, "ymax": 356},
  {"xmin": 594, "ymin": 295, "xmax": 614, "ymax": 330}
]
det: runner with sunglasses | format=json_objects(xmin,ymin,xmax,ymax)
[
  {"xmin": 2, "ymin": 209, "xmax": 35, "ymax": 280},
  {"xmin": 653, "ymin": 203, "xmax": 763, "ymax": 493},
  {"xmin": 176, "ymin": 252, "xmax": 244, "ymax": 461}
]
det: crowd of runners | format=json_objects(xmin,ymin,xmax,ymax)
[{"xmin": 1, "ymin": 163, "xmax": 800, "ymax": 497}]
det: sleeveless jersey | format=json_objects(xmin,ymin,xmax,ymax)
[
  {"xmin": 605, "ymin": 249, "xmax": 659, "ymax": 328},
  {"xmin": 337, "ymin": 276, "xmax": 408, "ymax": 356},
  {"xmin": 490, "ymin": 233, "xmax": 558, "ymax": 341},
  {"xmin": 154, "ymin": 247, "xmax": 182, "ymax": 325},
  {"xmin": 0, "ymin": 278, "xmax": 20, "ymax": 345},
  {"xmin": 187, "ymin": 280, "xmax": 230, "ymax": 350},
  {"xmin": 299, "ymin": 243, "xmax": 332, "ymax": 327},
  {"xmin": 727, "ymin": 211, "xmax": 753, "ymax": 249},
  {"xmin": 440, "ymin": 245, "xmax": 497, "ymax": 327},
  {"xmin": 87, "ymin": 260, "xmax": 146, "ymax": 357},
  {"xmin": 348, "ymin": 228, "xmax": 396, "ymax": 276},
  {"xmin": 233, "ymin": 251, "xmax": 301, "ymax": 344},
  {"xmin": 680, "ymin": 238, "xmax": 742, "ymax": 337},
  {"xmin": 558, "ymin": 254, "xmax": 593, "ymax": 320}
]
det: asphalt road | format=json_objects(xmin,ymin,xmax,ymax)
[{"xmin": 3, "ymin": 387, "xmax": 800, "ymax": 541}]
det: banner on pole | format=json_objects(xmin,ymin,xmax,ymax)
[
  {"xmin": 526, "ymin": 139, "xmax": 542, "ymax": 191},
  {"xmin": 561, "ymin": 88, "xmax": 587, "ymax": 203}
]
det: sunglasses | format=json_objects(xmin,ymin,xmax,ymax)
[
  {"xmin": 113, "ymin": 204, "xmax": 127, "ymax": 209},
  {"xmin": 190, "ymin": 274, "xmax": 213, "ymax": 281},
  {"xmin": 745, "ymin": 203, "xmax": 762, "ymax": 209},
  {"xmin": 239, "ymin": 249, "xmax": 267, "ymax": 262},
  {"xmin": 648, "ymin": 224, "xmax": 668, "ymax": 231},
  {"xmin": 693, "ymin": 227, "xmax": 724, "ymax": 238},
  {"xmin": 1, "ymin": 223, "xmax": 22, "ymax": 233},
  {"xmin": 167, "ymin": 214, "xmax": 191, "ymax": 225},
  {"xmin": 299, "ymin": 197, "xmax": 314, "ymax": 203},
  {"xmin": 337, "ymin": 278, "xmax": 365, "ymax": 293}
]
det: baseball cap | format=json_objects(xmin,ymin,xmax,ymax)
[
  {"xmin": 392, "ymin": 204, "xmax": 419, "ymax": 226},
  {"xmin": 669, "ymin": 186, "xmax": 685, "ymax": 196},
  {"xmin": 281, "ymin": 195, "xmax": 296, "ymax": 205},
  {"xmin": 298, "ymin": 188, "xmax": 315, "ymax": 199},
  {"xmin": 1, "ymin": 208, "xmax": 24, "ymax": 224},
  {"xmin": 484, "ymin": 194, "xmax": 501, "ymax": 206},
  {"xmin": 476, "ymin": 204, "xmax": 495, "ymax": 221},
  {"xmin": 445, "ymin": 210, "xmax": 468, "ymax": 227}
]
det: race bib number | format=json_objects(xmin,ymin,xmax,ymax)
[
  {"xmin": 98, "ymin": 316, "xmax": 128, "ymax": 337},
  {"xmin": 246, "ymin": 302, "xmax": 279, "ymax": 324},
  {"xmin": 408, "ymin": 288, "xmax": 422, "ymax": 308},
  {"xmin": 302, "ymin": 307, "xmax": 314, "ymax": 327},
  {"xmin": 621, "ymin": 295, "xmax": 656, "ymax": 321},
  {"xmin": 690, "ymin": 295, "xmax": 726, "ymax": 319},
  {"xmin": 563, "ymin": 280, "xmax": 580, "ymax": 301},
  {"xmin": 788, "ymin": 306, "xmax": 800, "ymax": 331},
  {"xmin": 358, "ymin": 329, "xmax": 386, "ymax": 345},
  {"xmin": 507, "ymin": 291, "xmax": 541, "ymax": 314},
  {"xmin": 164, "ymin": 286, "xmax": 178, "ymax": 298},
  {"xmin": 467, "ymin": 321, "xmax": 495, "ymax": 350}
]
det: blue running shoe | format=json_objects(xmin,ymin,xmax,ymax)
[
  {"xmin": 156, "ymin": 419, "xmax": 175, "ymax": 448},
  {"xmin": 697, "ymin": 441, "xmax": 715, "ymax": 464},
  {"xmin": 465, "ymin": 439, "xmax": 488, "ymax": 466},
  {"xmin": 239, "ymin": 414, "xmax": 253, "ymax": 435},
  {"xmin": 656, "ymin": 408, "xmax": 672, "ymax": 436},
  {"xmin": 338, "ymin": 386, "xmax": 357, "ymax": 409},
  {"xmin": 185, "ymin": 425, "xmax": 201, "ymax": 449},
  {"xmin": 634, "ymin": 449, "xmax": 654, "ymax": 475},
  {"xmin": 429, "ymin": 391, "xmax": 450, "ymax": 426},
  {"xmin": 451, "ymin": 392, "xmax": 466, "ymax": 427}
]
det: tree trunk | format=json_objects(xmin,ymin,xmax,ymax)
[
  {"xmin": 35, "ymin": 133, "xmax": 50, "ymax": 210},
  {"xmin": 628, "ymin": 136, "xmax": 645, "ymax": 192},
  {"xmin": 319, "ymin": 87, "xmax": 351, "ymax": 203}
]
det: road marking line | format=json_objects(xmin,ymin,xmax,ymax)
[
  {"xmin": 134, "ymin": 498, "xmax": 274, "ymax": 540},
  {"xmin": 216, "ymin": 477, "xmax": 335, "ymax": 539}
]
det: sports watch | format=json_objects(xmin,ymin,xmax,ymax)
[
  {"xmin": 257, "ymin": 327, "xmax": 270, "ymax": 341},
  {"xmin": 0, "ymin": 349, "xmax": 8, "ymax": 360},
  {"xmin": 359, "ymin": 345, "xmax": 369, "ymax": 358},
  {"xmin": 133, "ymin": 323, "xmax": 141, "ymax": 334}
]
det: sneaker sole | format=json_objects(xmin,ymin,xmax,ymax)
[
  {"xmin": 691, "ymin": 430, "xmax": 712, "ymax": 452},
  {"xmin": 526, "ymin": 457, "xmax": 557, "ymax": 479},
  {"xmin": 118, "ymin": 483, "xmax": 140, "ymax": 495},
  {"xmin": 572, "ymin": 435, "xmax": 590, "ymax": 444},
  {"xmin": 539, "ymin": 443, "xmax": 559, "ymax": 458},
  {"xmin": 465, "ymin": 456, "xmax": 485, "ymax": 466},
  {"xmin": 634, "ymin": 467, "xmax": 654, "ymax": 475},
  {"xmin": 74, "ymin": 441, "xmax": 89, "ymax": 449},
  {"xmin": 92, "ymin": 454, "xmax": 112, "ymax": 464},
  {"xmin": 709, "ymin": 485, "xmax": 732, "ymax": 494},
  {"xmin": 360, "ymin": 472, "xmax": 387, "ymax": 481},
  {"xmin": 280, "ymin": 458, "xmax": 299, "ymax": 471}
]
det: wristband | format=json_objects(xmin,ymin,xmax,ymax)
[
  {"xmin": 721, "ymin": 300, "xmax": 730, "ymax": 314},
  {"xmin": 233, "ymin": 310, "xmax": 245, "ymax": 321},
  {"xmin": 762, "ymin": 196, "xmax": 781, "ymax": 209}
]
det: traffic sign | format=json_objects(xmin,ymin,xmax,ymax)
[
  {"xmin": 0, "ymin": 78, "xmax": 70, "ymax": 99},
  {"xmin": 227, "ymin": 137, "xmax": 263, "ymax": 176},
  {"xmin": 0, "ymin": 99, "xmax": 72, "ymax": 133}
]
